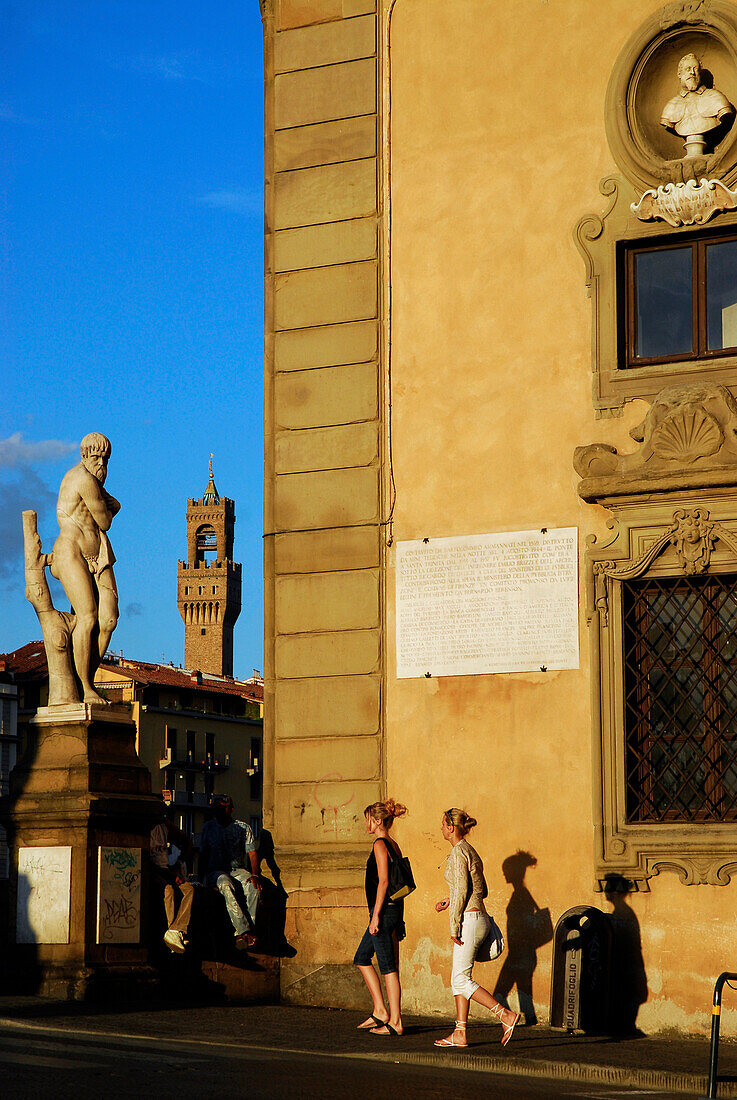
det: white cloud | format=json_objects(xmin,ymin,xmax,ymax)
[
  {"xmin": 0, "ymin": 433, "xmax": 76, "ymax": 469},
  {"xmin": 198, "ymin": 190, "xmax": 262, "ymax": 215},
  {"xmin": 0, "ymin": 468, "xmax": 56, "ymax": 578}
]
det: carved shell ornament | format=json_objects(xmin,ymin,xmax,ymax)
[
  {"xmin": 574, "ymin": 383, "xmax": 737, "ymax": 491},
  {"xmin": 650, "ymin": 406, "xmax": 723, "ymax": 461}
]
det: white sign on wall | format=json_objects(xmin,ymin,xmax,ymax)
[
  {"xmin": 16, "ymin": 846, "xmax": 72, "ymax": 944},
  {"xmin": 97, "ymin": 846, "xmax": 142, "ymax": 944},
  {"xmin": 396, "ymin": 528, "xmax": 579, "ymax": 678}
]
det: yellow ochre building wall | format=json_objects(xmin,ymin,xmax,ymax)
[{"xmin": 261, "ymin": 0, "xmax": 737, "ymax": 1032}]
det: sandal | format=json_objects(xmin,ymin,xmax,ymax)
[
  {"xmin": 370, "ymin": 1023, "xmax": 402, "ymax": 1036},
  {"xmin": 357, "ymin": 1014, "xmax": 388, "ymax": 1030},
  {"xmin": 434, "ymin": 1021, "xmax": 466, "ymax": 1048},
  {"xmin": 501, "ymin": 1011, "xmax": 520, "ymax": 1047}
]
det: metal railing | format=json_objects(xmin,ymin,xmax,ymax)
[{"xmin": 699, "ymin": 971, "xmax": 737, "ymax": 1099}]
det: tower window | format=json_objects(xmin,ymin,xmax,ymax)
[
  {"xmin": 212, "ymin": 585, "xmax": 217, "ymax": 594},
  {"xmin": 201, "ymin": 628, "xmax": 206, "ymax": 635},
  {"xmin": 195, "ymin": 524, "xmax": 218, "ymax": 564}
]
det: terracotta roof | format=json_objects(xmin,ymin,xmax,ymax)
[
  {"xmin": 0, "ymin": 642, "xmax": 48, "ymax": 679},
  {"xmin": 0, "ymin": 642, "xmax": 263, "ymax": 703},
  {"xmin": 100, "ymin": 655, "xmax": 262, "ymax": 702}
]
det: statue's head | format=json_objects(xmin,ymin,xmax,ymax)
[
  {"xmin": 678, "ymin": 53, "xmax": 702, "ymax": 93},
  {"xmin": 80, "ymin": 432, "xmax": 111, "ymax": 459},
  {"xmin": 80, "ymin": 432, "xmax": 112, "ymax": 483}
]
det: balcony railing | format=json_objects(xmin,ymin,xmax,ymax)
[{"xmin": 160, "ymin": 751, "xmax": 230, "ymax": 772}]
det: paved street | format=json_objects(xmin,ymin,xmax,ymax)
[{"xmin": 0, "ymin": 1024, "xmax": 699, "ymax": 1100}]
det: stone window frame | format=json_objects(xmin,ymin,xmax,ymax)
[
  {"xmin": 574, "ymin": 176, "xmax": 737, "ymax": 414},
  {"xmin": 584, "ymin": 498, "xmax": 737, "ymax": 889},
  {"xmin": 576, "ymin": 383, "xmax": 737, "ymax": 888}
]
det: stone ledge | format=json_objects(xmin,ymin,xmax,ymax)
[{"xmin": 32, "ymin": 703, "xmax": 134, "ymax": 726}]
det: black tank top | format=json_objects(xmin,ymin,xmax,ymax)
[{"xmin": 365, "ymin": 837, "xmax": 403, "ymax": 911}]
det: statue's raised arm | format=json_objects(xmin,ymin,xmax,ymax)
[{"xmin": 24, "ymin": 432, "xmax": 120, "ymax": 706}]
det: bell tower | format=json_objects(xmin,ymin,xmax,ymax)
[{"xmin": 177, "ymin": 458, "xmax": 242, "ymax": 677}]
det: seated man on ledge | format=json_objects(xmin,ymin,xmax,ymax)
[
  {"xmin": 151, "ymin": 809, "xmax": 195, "ymax": 954},
  {"xmin": 199, "ymin": 794, "xmax": 261, "ymax": 949}
]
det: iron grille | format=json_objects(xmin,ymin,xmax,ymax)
[{"xmin": 623, "ymin": 573, "xmax": 737, "ymax": 823}]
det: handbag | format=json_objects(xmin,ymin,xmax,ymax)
[
  {"xmin": 476, "ymin": 915, "xmax": 505, "ymax": 962},
  {"xmin": 528, "ymin": 906, "xmax": 554, "ymax": 949},
  {"xmin": 388, "ymin": 850, "xmax": 416, "ymax": 901}
]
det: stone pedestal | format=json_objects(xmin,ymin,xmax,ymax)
[{"xmin": 0, "ymin": 704, "xmax": 161, "ymax": 1000}]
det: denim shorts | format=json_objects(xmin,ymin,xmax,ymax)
[{"xmin": 353, "ymin": 905, "xmax": 404, "ymax": 975}]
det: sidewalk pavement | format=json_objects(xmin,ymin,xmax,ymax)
[{"xmin": 0, "ymin": 997, "xmax": 733, "ymax": 1096}]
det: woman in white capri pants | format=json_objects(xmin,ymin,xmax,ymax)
[{"xmin": 434, "ymin": 808, "xmax": 520, "ymax": 1049}]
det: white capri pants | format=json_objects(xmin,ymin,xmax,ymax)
[{"xmin": 451, "ymin": 910, "xmax": 491, "ymax": 999}]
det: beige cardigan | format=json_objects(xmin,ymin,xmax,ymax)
[{"xmin": 444, "ymin": 838, "xmax": 488, "ymax": 939}]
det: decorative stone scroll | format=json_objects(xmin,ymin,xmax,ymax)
[
  {"xmin": 591, "ymin": 506, "xmax": 737, "ymax": 627},
  {"xmin": 631, "ymin": 177, "xmax": 737, "ymax": 226},
  {"xmin": 575, "ymin": 382, "xmax": 737, "ymax": 499}
]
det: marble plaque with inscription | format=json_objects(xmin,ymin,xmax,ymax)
[
  {"xmin": 17, "ymin": 846, "xmax": 72, "ymax": 944},
  {"xmin": 396, "ymin": 528, "xmax": 579, "ymax": 678},
  {"xmin": 96, "ymin": 846, "xmax": 142, "ymax": 944}
]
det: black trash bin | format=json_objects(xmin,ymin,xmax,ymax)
[{"xmin": 550, "ymin": 905, "xmax": 613, "ymax": 1033}]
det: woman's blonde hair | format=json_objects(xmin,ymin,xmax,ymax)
[
  {"xmin": 443, "ymin": 807, "xmax": 477, "ymax": 836},
  {"xmin": 364, "ymin": 798, "xmax": 407, "ymax": 828}
]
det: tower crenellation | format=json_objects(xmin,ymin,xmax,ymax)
[{"xmin": 177, "ymin": 458, "xmax": 241, "ymax": 677}]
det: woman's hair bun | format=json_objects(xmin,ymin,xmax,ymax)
[
  {"xmin": 444, "ymin": 807, "xmax": 477, "ymax": 835},
  {"xmin": 364, "ymin": 798, "xmax": 408, "ymax": 827}
]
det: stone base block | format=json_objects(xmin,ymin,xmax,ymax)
[
  {"xmin": 0, "ymin": 707, "xmax": 161, "ymax": 1000},
  {"xmin": 3, "ymin": 958, "xmax": 159, "ymax": 1002},
  {"xmin": 200, "ymin": 955, "xmax": 280, "ymax": 1003},
  {"xmin": 280, "ymin": 960, "xmax": 366, "ymax": 1008}
]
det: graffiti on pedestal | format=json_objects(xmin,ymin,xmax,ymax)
[{"xmin": 96, "ymin": 846, "xmax": 141, "ymax": 943}]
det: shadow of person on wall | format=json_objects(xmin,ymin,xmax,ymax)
[
  {"xmin": 603, "ymin": 874, "xmax": 648, "ymax": 1035},
  {"xmin": 493, "ymin": 850, "xmax": 552, "ymax": 1026},
  {"xmin": 256, "ymin": 828, "xmax": 296, "ymax": 958}
]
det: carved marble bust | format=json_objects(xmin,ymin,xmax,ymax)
[{"xmin": 660, "ymin": 53, "xmax": 734, "ymax": 157}]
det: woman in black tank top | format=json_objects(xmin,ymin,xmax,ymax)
[{"xmin": 353, "ymin": 798, "xmax": 408, "ymax": 1036}]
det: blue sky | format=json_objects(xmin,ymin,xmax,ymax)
[{"xmin": 1, "ymin": 1, "xmax": 265, "ymax": 676}]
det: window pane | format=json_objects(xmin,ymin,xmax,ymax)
[
  {"xmin": 634, "ymin": 247, "xmax": 693, "ymax": 358},
  {"xmin": 623, "ymin": 573, "xmax": 737, "ymax": 823},
  {"xmin": 707, "ymin": 239, "xmax": 737, "ymax": 350}
]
